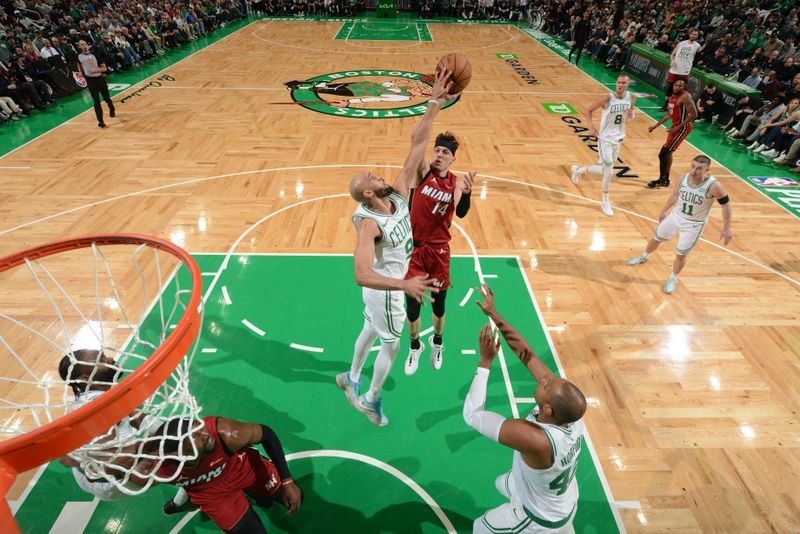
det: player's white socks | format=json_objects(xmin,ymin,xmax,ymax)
[
  {"xmin": 366, "ymin": 340, "xmax": 400, "ymax": 401},
  {"xmin": 602, "ymin": 192, "xmax": 610, "ymax": 202},
  {"xmin": 173, "ymin": 487, "xmax": 189, "ymax": 506},
  {"xmin": 350, "ymin": 320, "xmax": 378, "ymax": 383},
  {"xmin": 669, "ymin": 272, "xmax": 678, "ymax": 279}
]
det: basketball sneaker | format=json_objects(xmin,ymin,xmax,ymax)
[
  {"xmin": 646, "ymin": 178, "xmax": 670, "ymax": 189},
  {"xmin": 404, "ymin": 339, "xmax": 424, "ymax": 376},
  {"xmin": 663, "ymin": 275, "xmax": 678, "ymax": 294},
  {"xmin": 600, "ymin": 200, "xmax": 614, "ymax": 217},
  {"xmin": 163, "ymin": 497, "xmax": 197, "ymax": 516},
  {"xmin": 336, "ymin": 372, "xmax": 360, "ymax": 404},
  {"xmin": 626, "ymin": 254, "xmax": 649, "ymax": 266},
  {"xmin": 570, "ymin": 165, "xmax": 582, "ymax": 184},
  {"xmin": 429, "ymin": 335, "xmax": 443, "ymax": 370},
  {"xmin": 355, "ymin": 395, "xmax": 388, "ymax": 426}
]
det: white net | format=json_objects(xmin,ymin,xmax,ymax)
[{"xmin": 0, "ymin": 238, "xmax": 205, "ymax": 495}]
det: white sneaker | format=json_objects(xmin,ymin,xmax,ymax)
[
  {"xmin": 404, "ymin": 339, "xmax": 424, "ymax": 376},
  {"xmin": 570, "ymin": 165, "xmax": 581, "ymax": 184},
  {"xmin": 600, "ymin": 200, "xmax": 613, "ymax": 216},
  {"xmin": 726, "ymin": 128, "xmax": 738, "ymax": 137},
  {"xmin": 626, "ymin": 254, "xmax": 649, "ymax": 266},
  {"xmin": 663, "ymin": 276, "xmax": 678, "ymax": 294},
  {"xmin": 754, "ymin": 144, "xmax": 767, "ymax": 153},
  {"xmin": 761, "ymin": 148, "xmax": 777, "ymax": 157},
  {"xmin": 747, "ymin": 141, "xmax": 760, "ymax": 150},
  {"xmin": 428, "ymin": 335, "xmax": 443, "ymax": 370}
]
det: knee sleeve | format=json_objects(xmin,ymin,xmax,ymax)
[
  {"xmin": 406, "ymin": 294, "xmax": 421, "ymax": 322},
  {"xmin": 432, "ymin": 290, "xmax": 447, "ymax": 318}
]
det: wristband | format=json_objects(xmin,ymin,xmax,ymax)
[
  {"xmin": 428, "ymin": 99, "xmax": 440, "ymax": 106},
  {"xmin": 281, "ymin": 477, "xmax": 295, "ymax": 486}
]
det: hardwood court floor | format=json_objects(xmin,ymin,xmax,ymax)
[{"xmin": 2, "ymin": 19, "xmax": 799, "ymax": 533}]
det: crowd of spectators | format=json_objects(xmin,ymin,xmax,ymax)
[
  {"xmin": 5, "ymin": 0, "xmax": 800, "ymax": 171},
  {"xmin": 0, "ymin": 0, "xmax": 247, "ymax": 125},
  {"xmin": 537, "ymin": 0, "xmax": 800, "ymax": 171}
]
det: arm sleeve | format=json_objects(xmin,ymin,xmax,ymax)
[
  {"xmin": 455, "ymin": 190, "xmax": 471, "ymax": 218},
  {"xmin": 260, "ymin": 425, "xmax": 292, "ymax": 480},
  {"xmin": 462, "ymin": 368, "xmax": 506, "ymax": 442}
]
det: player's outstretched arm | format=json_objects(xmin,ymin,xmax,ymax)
[
  {"xmin": 710, "ymin": 181, "xmax": 733, "ymax": 245},
  {"xmin": 475, "ymin": 283, "xmax": 554, "ymax": 382},
  {"xmin": 216, "ymin": 417, "xmax": 303, "ymax": 515},
  {"xmin": 393, "ymin": 68, "xmax": 456, "ymax": 198},
  {"xmin": 462, "ymin": 325, "xmax": 554, "ymax": 465},
  {"xmin": 353, "ymin": 218, "xmax": 437, "ymax": 301},
  {"xmin": 648, "ymin": 111, "xmax": 672, "ymax": 132}
]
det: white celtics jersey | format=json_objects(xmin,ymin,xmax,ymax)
[
  {"xmin": 674, "ymin": 173, "xmax": 717, "ymax": 222},
  {"xmin": 598, "ymin": 91, "xmax": 632, "ymax": 142},
  {"xmin": 352, "ymin": 192, "xmax": 412, "ymax": 279},
  {"xmin": 511, "ymin": 408, "xmax": 584, "ymax": 523}
]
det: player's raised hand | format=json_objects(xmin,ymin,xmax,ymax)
[
  {"xmin": 431, "ymin": 67, "xmax": 454, "ymax": 103},
  {"xmin": 282, "ymin": 480, "xmax": 303, "ymax": 515},
  {"xmin": 720, "ymin": 228, "xmax": 733, "ymax": 246},
  {"xmin": 463, "ymin": 171, "xmax": 476, "ymax": 193},
  {"xmin": 403, "ymin": 274, "xmax": 438, "ymax": 303},
  {"xmin": 478, "ymin": 324, "xmax": 501, "ymax": 366},
  {"xmin": 475, "ymin": 282, "xmax": 496, "ymax": 315}
]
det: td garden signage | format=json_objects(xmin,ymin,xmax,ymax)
[{"xmin": 284, "ymin": 69, "xmax": 458, "ymax": 119}]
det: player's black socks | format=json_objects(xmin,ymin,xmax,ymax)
[
  {"xmin": 433, "ymin": 334, "xmax": 443, "ymax": 345},
  {"xmin": 410, "ymin": 337, "xmax": 421, "ymax": 350}
]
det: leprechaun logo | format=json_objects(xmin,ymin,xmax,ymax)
[{"xmin": 283, "ymin": 69, "xmax": 458, "ymax": 119}]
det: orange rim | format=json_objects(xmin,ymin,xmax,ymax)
[{"xmin": 0, "ymin": 234, "xmax": 202, "ymax": 480}]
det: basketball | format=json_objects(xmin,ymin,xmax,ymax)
[{"xmin": 436, "ymin": 52, "xmax": 472, "ymax": 94}]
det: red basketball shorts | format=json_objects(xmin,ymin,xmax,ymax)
[{"xmin": 405, "ymin": 242, "xmax": 451, "ymax": 290}]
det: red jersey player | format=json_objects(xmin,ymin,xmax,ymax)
[
  {"xmin": 403, "ymin": 131, "xmax": 476, "ymax": 375},
  {"xmin": 155, "ymin": 416, "xmax": 303, "ymax": 533},
  {"xmin": 647, "ymin": 78, "xmax": 697, "ymax": 189}
]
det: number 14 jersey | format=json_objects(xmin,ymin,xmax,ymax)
[{"xmin": 410, "ymin": 169, "xmax": 457, "ymax": 245}]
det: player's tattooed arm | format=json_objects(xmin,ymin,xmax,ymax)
[{"xmin": 475, "ymin": 283, "xmax": 554, "ymax": 382}]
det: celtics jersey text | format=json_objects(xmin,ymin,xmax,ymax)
[
  {"xmin": 598, "ymin": 91, "xmax": 632, "ymax": 141},
  {"xmin": 673, "ymin": 173, "xmax": 717, "ymax": 222},
  {"xmin": 352, "ymin": 192, "xmax": 413, "ymax": 279},
  {"xmin": 511, "ymin": 408, "xmax": 584, "ymax": 522}
]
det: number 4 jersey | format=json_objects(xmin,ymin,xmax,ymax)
[{"xmin": 512, "ymin": 408, "xmax": 584, "ymax": 523}]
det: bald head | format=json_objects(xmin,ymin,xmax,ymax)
[
  {"xmin": 349, "ymin": 172, "xmax": 369, "ymax": 202},
  {"xmin": 549, "ymin": 379, "xmax": 587, "ymax": 425}
]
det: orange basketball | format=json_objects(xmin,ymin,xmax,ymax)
[{"xmin": 436, "ymin": 52, "xmax": 471, "ymax": 94}]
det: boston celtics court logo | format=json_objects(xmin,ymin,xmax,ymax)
[{"xmin": 283, "ymin": 69, "xmax": 458, "ymax": 119}]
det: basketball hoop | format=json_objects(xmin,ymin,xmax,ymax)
[{"xmin": 0, "ymin": 234, "xmax": 204, "ymax": 533}]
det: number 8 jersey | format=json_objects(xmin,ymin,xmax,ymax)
[
  {"xmin": 512, "ymin": 407, "xmax": 585, "ymax": 523},
  {"xmin": 598, "ymin": 91, "xmax": 632, "ymax": 142}
]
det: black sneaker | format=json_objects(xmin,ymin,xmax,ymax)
[
  {"xmin": 283, "ymin": 80, "xmax": 303, "ymax": 90},
  {"xmin": 109, "ymin": 107, "xmax": 116, "ymax": 118},
  {"xmin": 163, "ymin": 497, "xmax": 197, "ymax": 515},
  {"xmin": 647, "ymin": 179, "xmax": 670, "ymax": 189},
  {"xmin": 98, "ymin": 121, "xmax": 107, "ymax": 128}
]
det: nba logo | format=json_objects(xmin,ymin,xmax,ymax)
[{"xmin": 748, "ymin": 176, "xmax": 800, "ymax": 187}]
